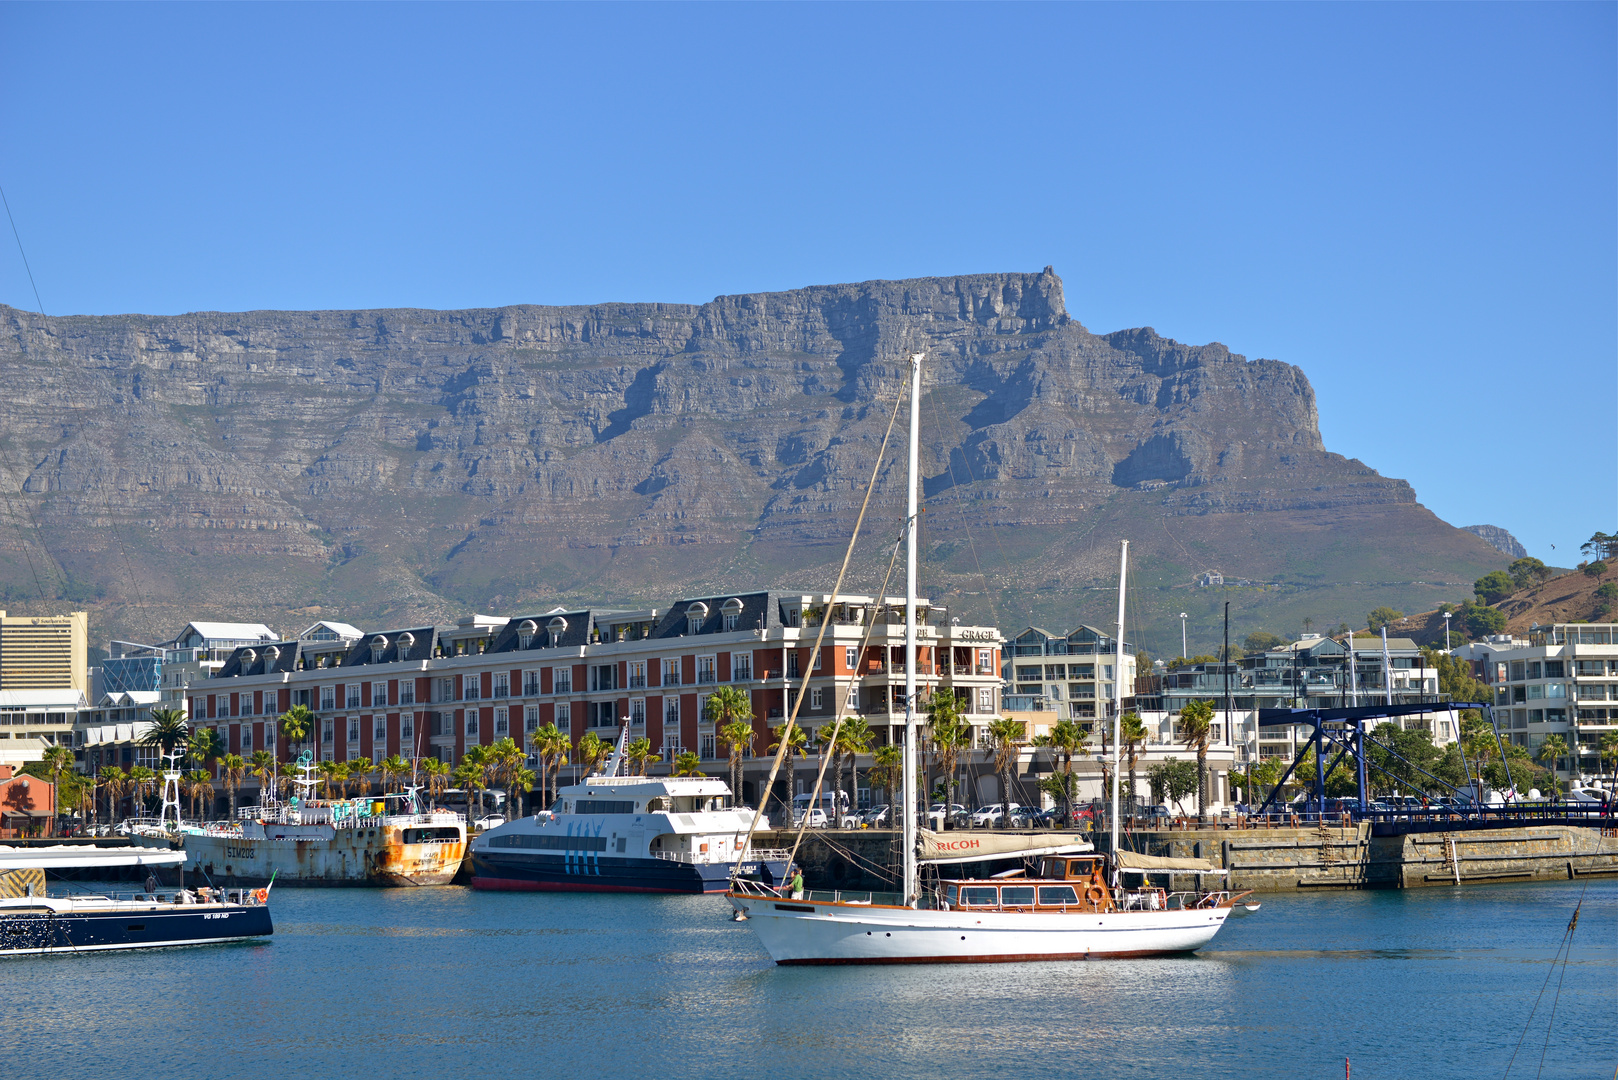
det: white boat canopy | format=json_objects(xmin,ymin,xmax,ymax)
[
  {"xmin": 918, "ymin": 830, "xmax": 1095, "ymax": 866},
  {"xmin": 1114, "ymin": 850, "xmax": 1227, "ymax": 875},
  {"xmin": 0, "ymin": 846, "xmax": 187, "ymax": 871}
]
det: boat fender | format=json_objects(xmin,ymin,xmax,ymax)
[{"xmin": 1085, "ymin": 885, "xmax": 1105, "ymax": 904}]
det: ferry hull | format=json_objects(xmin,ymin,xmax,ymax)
[
  {"xmin": 138, "ymin": 832, "xmax": 466, "ymax": 888},
  {"xmin": 0, "ymin": 905, "xmax": 273, "ymax": 956},
  {"xmin": 729, "ymin": 896, "xmax": 1232, "ymax": 965},
  {"xmin": 472, "ymin": 851, "xmax": 788, "ymax": 894}
]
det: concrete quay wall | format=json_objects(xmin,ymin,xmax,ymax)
[{"xmin": 1116, "ymin": 824, "xmax": 1618, "ymax": 892}]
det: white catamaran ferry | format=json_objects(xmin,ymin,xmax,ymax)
[
  {"xmin": 472, "ymin": 728, "xmax": 790, "ymax": 894},
  {"xmin": 727, "ymin": 352, "xmax": 1258, "ymax": 963}
]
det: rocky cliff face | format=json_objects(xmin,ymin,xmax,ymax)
[{"xmin": 0, "ymin": 268, "xmax": 1506, "ymax": 649}]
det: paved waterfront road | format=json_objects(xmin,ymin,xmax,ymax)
[{"xmin": 6, "ymin": 880, "xmax": 1614, "ymax": 1079}]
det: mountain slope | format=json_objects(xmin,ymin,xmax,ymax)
[{"xmin": 0, "ymin": 268, "xmax": 1506, "ymax": 653}]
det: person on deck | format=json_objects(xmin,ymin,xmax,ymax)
[{"xmin": 783, "ymin": 868, "xmax": 804, "ymax": 900}]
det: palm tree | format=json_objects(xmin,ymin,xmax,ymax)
[
  {"xmin": 1601, "ymin": 730, "xmax": 1618, "ymax": 778},
  {"xmin": 1121, "ymin": 711, "xmax": 1149, "ymax": 818},
  {"xmin": 188, "ymin": 727, "xmax": 223, "ymax": 777},
  {"xmin": 247, "ymin": 750, "xmax": 276, "ymax": 804},
  {"xmin": 1536, "ymin": 734, "xmax": 1569, "ymax": 793},
  {"xmin": 316, "ymin": 759, "xmax": 347, "ymax": 800},
  {"xmin": 1177, "ymin": 699, "xmax": 1216, "ymax": 822},
  {"xmin": 530, "ymin": 723, "xmax": 570, "ymax": 808},
  {"xmin": 128, "ymin": 765, "xmax": 158, "ymax": 815},
  {"xmin": 218, "ymin": 753, "xmax": 247, "ymax": 821},
  {"xmin": 672, "ymin": 750, "xmax": 704, "ymax": 777},
  {"xmin": 184, "ymin": 770, "xmax": 214, "ymax": 819},
  {"xmin": 277, "ymin": 704, "xmax": 316, "ymax": 758},
  {"xmin": 927, "ymin": 693, "xmax": 972, "ymax": 817},
  {"xmin": 347, "ymin": 756, "xmax": 375, "ymax": 798},
  {"xmin": 1037, "ymin": 719, "xmax": 1088, "ymax": 824},
  {"xmin": 868, "ymin": 744, "xmax": 902, "ymax": 810},
  {"xmin": 486, "ymin": 738, "xmax": 527, "ymax": 816},
  {"xmin": 422, "ymin": 758, "xmax": 451, "ymax": 807},
  {"xmin": 625, "ymin": 737, "xmax": 660, "ymax": 778},
  {"xmin": 99, "ymin": 766, "xmax": 130, "ymax": 822},
  {"xmin": 984, "ymin": 718, "xmax": 1026, "ymax": 827},
  {"xmin": 766, "ymin": 723, "xmax": 808, "ymax": 822},
  {"xmin": 140, "ymin": 707, "xmax": 190, "ymax": 759},
  {"xmin": 718, "ymin": 719, "xmax": 756, "ymax": 806},
  {"xmin": 40, "ymin": 744, "xmax": 74, "ymax": 796},
  {"xmin": 706, "ymin": 685, "xmax": 756, "ymax": 802},
  {"xmin": 834, "ymin": 717, "xmax": 874, "ymax": 821},
  {"xmin": 575, "ymin": 732, "xmax": 610, "ymax": 781},
  {"xmin": 454, "ymin": 755, "xmax": 489, "ymax": 820},
  {"xmin": 379, "ymin": 754, "xmax": 410, "ymax": 794}
]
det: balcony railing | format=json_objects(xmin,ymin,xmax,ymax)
[
  {"xmin": 629, "ymin": 676, "xmax": 646, "ymax": 689},
  {"xmin": 698, "ymin": 672, "xmax": 717, "ymax": 684}
]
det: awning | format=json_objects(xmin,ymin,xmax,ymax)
[
  {"xmin": 0, "ymin": 845, "xmax": 186, "ymax": 870},
  {"xmin": 1114, "ymin": 850, "xmax": 1226, "ymax": 875},
  {"xmin": 919, "ymin": 829, "xmax": 1094, "ymax": 866},
  {"xmin": 1, "ymin": 810, "xmax": 51, "ymax": 819}
]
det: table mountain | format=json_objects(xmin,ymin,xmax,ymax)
[{"xmin": 0, "ymin": 268, "xmax": 1506, "ymax": 655}]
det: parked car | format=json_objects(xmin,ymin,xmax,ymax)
[
  {"xmin": 861, "ymin": 805, "xmax": 891, "ymax": 826},
  {"xmin": 970, "ymin": 804, "xmax": 1025, "ymax": 827},
  {"xmin": 791, "ymin": 808, "xmax": 829, "ymax": 828},
  {"xmin": 473, "ymin": 815, "xmax": 506, "ymax": 831}
]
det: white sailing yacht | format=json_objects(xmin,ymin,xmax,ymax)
[{"xmin": 727, "ymin": 352, "xmax": 1255, "ymax": 964}]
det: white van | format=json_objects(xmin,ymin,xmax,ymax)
[{"xmin": 791, "ymin": 791, "xmax": 850, "ymax": 826}]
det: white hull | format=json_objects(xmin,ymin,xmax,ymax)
[{"xmin": 730, "ymin": 894, "xmax": 1232, "ymax": 964}]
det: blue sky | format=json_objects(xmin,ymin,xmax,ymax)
[{"xmin": 1, "ymin": 2, "xmax": 1612, "ymax": 563}]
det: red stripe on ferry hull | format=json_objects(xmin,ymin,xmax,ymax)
[
  {"xmin": 470, "ymin": 875, "xmax": 728, "ymax": 894},
  {"xmin": 775, "ymin": 949, "xmax": 1197, "ymax": 965}
]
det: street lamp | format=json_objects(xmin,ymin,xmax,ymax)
[
  {"xmin": 1443, "ymin": 611, "xmax": 1452, "ymax": 651},
  {"xmin": 1179, "ymin": 613, "xmax": 1188, "ymax": 659}
]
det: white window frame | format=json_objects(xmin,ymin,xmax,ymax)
[
  {"xmin": 524, "ymin": 705, "xmax": 540, "ymax": 732},
  {"xmin": 810, "ymin": 687, "xmax": 823, "ymax": 710},
  {"xmin": 494, "ymin": 707, "xmax": 509, "ymax": 736},
  {"xmin": 978, "ymin": 688, "xmax": 993, "ymax": 713},
  {"xmin": 401, "ymin": 713, "xmax": 414, "ymax": 740},
  {"xmin": 553, "ymin": 667, "xmax": 572, "ymax": 694},
  {"xmin": 465, "ymin": 710, "xmax": 479, "ymax": 737},
  {"xmin": 630, "ymin": 698, "xmax": 646, "ymax": 725},
  {"xmin": 493, "ymin": 672, "xmax": 510, "ymax": 699},
  {"xmin": 629, "ymin": 661, "xmax": 647, "ymax": 689},
  {"xmin": 348, "ymin": 717, "xmax": 360, "ymax": 744},
  {"xmin": 346, "ymin": 685, "xmax": 361, "ymax": 709},
  {"xmin": 732, "ymin": 652, "xmax": 752, "ymax": 681},
  {"xmin": 321, "ymin": 686, "xmax": 335, "ymax": 711},
  {"xmin": 463, "ymin": 674, "xmax": 482, "ymax": 701},
  {"xmin": 697, "ymin": 655, "xmax": 717, "ymax": 684},
  {"xmin": 556, "ymin": 702, "xmax": 571, "ymax": 727},
  {"xmin": 399, "ymin": 681, "xmax": 415, "ymax": 705},
  {"xmin": 663, "ymin": 658, "xmax": 680, "ymax": 686},
  {"xmin": 523, "ymin": 669, "xmax": 541, "ymax": 696},
  {"xmin": 374, "ymin": 715, "xmax": 386, "ymax": 745},
  {"xmin": 664, "ymin": 696, "xmax": 680, "ymax": 725},
  {"xmin": 846, "ymin": 647, "xmax": 857, "ymax": 670}
]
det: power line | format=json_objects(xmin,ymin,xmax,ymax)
[{"xmin": 0, "ymin": 183, "xmax": 45, "ymax": 315}]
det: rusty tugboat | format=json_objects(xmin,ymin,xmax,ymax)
[{"xmin": 133, "ymin": 751, "xmax": 467, "ymax": 887}]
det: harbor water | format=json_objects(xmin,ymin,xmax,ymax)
[{"xmin": 6, "ymin": 879, "xmax": 1614, "ymax": 1078}]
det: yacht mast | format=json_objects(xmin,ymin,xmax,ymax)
[
  {"xmin": 902, "ymin": 352, "xmax": 923, "ymax": 905},
  {"xmin": 1110, "ymin": 540, "xmax": 1128, "ymax": 872}
]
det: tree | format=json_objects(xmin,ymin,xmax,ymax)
[
  {"xmin": 706, "ymin": 685, "xmax": 756, "ymax": 801},
  {"xmin": 98, "ymin": 765, "xmax": 130, "ymax": 823},
  {"xmin": 868, "ymin": 744, "xmax": 902, "ymax": 808},
  {"xmin": 1035, "ymin": 719, "xmax": 1087, "ymax": 824},
  {"xmin": 1473, "ymin": 571, "xmax": 1514, "ymax": 605},
  {"xmin": 833, "ymin": 717, "xmax": 873, "ymax": 821},
  {"xmin": 1535, "ymin": 734, "xmax": 1569, "ymax": 789},
  {"xmin": 278, "ymin": 704, "xmax": 315, "ymax": 754},
  {"xmin": 1176, "ymin": 699, "xmax": 1215, "ymax": 821},
  {"xmin": 1147, "ymin": 757, "xmax": 1198, "ymax": 814},
  {"xmin": 454, "ymin": 752, "xmax": 489, "ymax": 818},
  {"xmin": 1120, "ymin": 711, "xmax": 1148, "ymax": 816},
  {"xmin": 672, "ymin": 750, "xmax": 704, "ymax": 777},
  {"xmin": 1453, "ymin": 599, "xmax": 1507, "ymax": 639},
  {"xmin": 1580, "ymin": 531, "xmax": 1618, "ymax": 562},
  {"xmin": 127, "ymin": 765, "xmax": 158, "ymax": 814},
  {"xmin": 1599, "ymin": 730, "xmax": 1618, "ymax": 777},
  {"xmin": 575, "ymin": 732, "xmax": 611, "ymax": 780},
  {"xmin": 766, "ymin": 723, "xmax": 808, "ymax": 820},
  {"xmin": 184, "ymin": 770, "xmax": 214, "ymax": 819},
  {"xmin": 140, "ymin": 707, "xmax": 190, "ymax": 758},
  {"xmin": 1166, "ymin": 654, "xmax": 1220, "ymax": 672},
  {"xmin": 984, "ymin": 718, "xmax": 1026, "ymax": 826},
  {"xmin": 188, "ymin": 727, "xmax": 223, "ymax": 775},
  {"xmin": 625, "ymin": 737, "xmax": 660, "ymax": 778},
  {"xmin": 1509, "ymin": 557, "xmax": 1552, "ymax": 590},
  {"xmin": 39, "ymin": 744, "xmax": 74, "ymax": 796},
  {"xmin": 926, "ymin": 693, "xmax": 972, "ymax": 815},
  {"xmin": 1367, "ymin": 607, "xmax": 1405, "ymax": 632},
  {"xmin": 217, "ymin": 753, "xmax": 246, "ymax": 820},
  {"xmin": 378, "ymin": 753, "xmax": 409, "ymax": 794},
  {"xmin": 421, "ymin": 758, "xmax": 451, "ymax": 805},
  {"xmin": 316, "ymin": 760, "xmax": 348, "ymax": 800},
  {"xmin": 486, "ymin": 738, "xmax": 528, "ymax": 817},
  {"xmin": 529, "ymin": 722, "xmax": 570, "ymax": 808},
  {"xmin": 1582, "ymin": 561, "xmax": 1608, "ymax": 580},
  {"xmin": 1243, "ymin": 631, "xmax": 1286, "ymax": 654},
  {"xmin": 347, "ymin": 757, "xmax": 374, "ymax": 798},
  {"xmin": 248, "ymin": 750, "xmax": 276, "ymax": 800}
]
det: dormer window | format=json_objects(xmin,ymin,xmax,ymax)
[
  {"xmin": 787, "ymin": 607, "xmax": 800, "ymax": 628},
  {"xmin": 518, "ymin": 619, "xmax": 537, "ymax": 650},
  {"xmin": 398, "ymin": 632, "xmax": 416, "ymax": 658},
  {"xmin": 547, "ymin": 616, "xmax": 567, "ymax": 649},
  {"xmin": 721, "ymin": 598, "xmax": 743, "ymax": 632},
  {"xmin": 686, "ymin": 602, "xmax": 708, "ymax": 636},
  {"xmin": 371, "ymin": 636, "xmax": 388, "ymax": 663}
]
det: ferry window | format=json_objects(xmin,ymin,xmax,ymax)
[
  {"xmin": 1038, "ymin": 886, "xmax": 1079, "ymax": 906},
  {"xmin": 1001, "ymin": 886, "xmax": 1035, "ymax": 906},
  {"xmin": 1067, "ymin": 860, "xmax": 1094, "ymax": 877},
  {"xmin": 945, "ymin": 885, "xmax": 959, "ymax": 904},
  {"xmin": 960, "ymin": 887, "xmax": 998, "ymax": 907}
]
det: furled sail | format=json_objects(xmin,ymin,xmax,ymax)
[
  {"xmin": 918, "ymin": 829, "xmax": 1094, "ymax": 866},
  {"xmin": 1113, "ymin": 850, "xmax": 1226, "ymax": 875}
]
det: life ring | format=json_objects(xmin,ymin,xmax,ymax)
[
  {"xmin": 252, "ymin": 888, "xmax": 269, "ymax": 904},
  {"xmin": 1085, "ymin": 885, "xmax": 1105, "ymax": 903}
]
